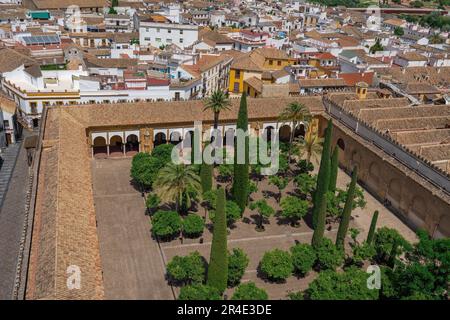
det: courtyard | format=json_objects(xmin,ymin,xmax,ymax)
[{"xmin": 91, "ymin": 157, "xmax": 416, "ymax": 300}]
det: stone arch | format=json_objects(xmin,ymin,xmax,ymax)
[
  {"xmin": 125, "ymin": 134, "xmax": 139, "ymax": 154},
  {"xmin": 337, "ymin": 138, "xmax": 345, "ymax": 151},
  {"xmin": 154, "ymin": 132, "xmax": 166, "ymax": 147},
  {"xmin": 350, "ymin": 149, "xmax": 361, "ymax": 171},
  {"xmin": 183, "ymin": 130, "xmax": 194, "ymax": 149},
  {"xmin": 170, "ymin": 131, "xmax": 182, "ymax": 144},
  {"xmin": 294, "ymin": 123, "xmax": 306, "ymax": 138},
  {"xmin": 435, "ymin": 215, "xmax": 450, "ymax": 238},
  {"xmin": 109, "ymin": 135, "xmax": 123, "ymax": 155},
  {"xmin": 367, "ymin": 161, "xmax": 380, "ymax": 191},
  {"xmin": 386, "ymin": 178, "xmax": 402, "ymax": 208},
  {"xmin": 93, "ymin": 136, "xmax": 107, "ymax": 157},
  {"xmin": 408, "ymin": 196, "xmax": 427, "ymax": 229},
  {"xmin": 263, "ymin": 126, "xmax": 275, "ymax": 142},
  {"xmin": 223, "ymin": 128, "xmax": 235, "ymax": 147},
  {"xmin": 279, "ymin": 124, "xmax": 291, "ymax": 143}
]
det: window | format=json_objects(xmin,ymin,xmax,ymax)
[
  {"xmin": 4, "ymin": 120, "xmax": 9, "ymax": 128},
  {"xmin": 233, "ymin": 82, "xmax": 240, "ymax": 93},
  {"xmin": 42, "ymin": 101, "xmax": 50, "ymax": 107},
  {"xmin": 180, "ymin": 30, "xmax": 183, "ymax": 34},
  {"xmin": 30, "ymin": 102, "xmax": 38, "ymax": 114},
  {"xmin": 156, "ymin": 38, "xmax": 161, "ymax": 42},
  {"xmin": 168, "ymin": 29, "xmax": 171, "ymax": 33},
  {"xmin": 180, "ymin": 38, "xmax": 183, "ymax": 43},
  {"xmin": 277, "ymin": 60, "xmax": 281, "ymax": 66},
  {"xmin": 235, "ymin": 70, "xmax": 241, "ymax": 78},
  {"xmin": 156, "ymin": 28, "xmax": 160, "ymax": 33},
  {"xmin": 167, "ymin": 38, "xmax": 172, "ymax": 43},
  {"xmin": 269, "ymin": 60, "xmax": 273, "ymax": 65},
  {"xmin": 144, "ymin": 37, "xmax": 150, "ymax": 41}
]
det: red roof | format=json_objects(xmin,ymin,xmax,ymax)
[
  {"xmin": 147, "ymin": 78, "xmax": 170, "ymax": 86},
  {"xmin": 313, "ymin": 52, "xmax": 336, "ymax": 60},
  {"xmin": 339, "ymin": 72, "xmax": 374, "ymax": 86},
  {"xmin": 240, "ymin": 30, "xmax": 269, "ymax": 37}
]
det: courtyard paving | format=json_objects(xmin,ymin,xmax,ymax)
[
  {"xmin": 91, "ymin": 158, "xmax": 173, "ymax": 300},
  {"xmin": 91, "ymin": 157, "xmax": 416, "ymax": 300}
]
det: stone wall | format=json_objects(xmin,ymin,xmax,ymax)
[{"xmin": 329, "ymin": 116, "xmax": 450, "ymax": 238}]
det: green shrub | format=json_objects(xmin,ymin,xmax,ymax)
[
  {"xmin": 249, "ymin": 199, "xmax": 275, "ymax": 231},
  {"xmin": 182, "ymin": 214, "xmax": 204, "ymax": 238},
  {"xmin": 288, "ymin": 291, "xmax": 305, "ymax": 300},
  {"xmin": 166, "ymin": 251, "xmax": 206, "ymax": 285},
  {"xmin": 146, "ymin": 193, "xmax": 160, "ymax": 210},
  {"xmin": 151, "ymin": 210, "xmax": 182, "ymax": 240},
  {"xmin": 228, "ymin": 248, "xmax": 249, "ymax": 287},
  {"xmin": 315, "ymin": 238, "xmax": 344, "ymax": 270},
  {"xmin": 352, "ymin": 242, "xmax": 376, "ymax": 266},
  {"xmin": 210, "ymin": 200, "xmax": 242, "ymax": 226},
  {"xmin": 231, "ymin": 282, "xmax": 268, "ymax": 300},
  {"xmin": 280, "ymin": 196, "xmax": 309, "ymax": 226},
  {"xmin": 260, "ymin": 249, "xmax": 293, "ymax": 281},
  {"xmin": 297, "ymin": 159, "xmax": 314, "ymax": 174},
  {"xmin": 307, "ymin": 267, "xmax": 379, "ymax": 300},
  {"xmin": 178, "ymin": 284, "xmax": 221, "ymax": 300},
  {"xmin": 373, "ymin": 227, "xmax": 411, "ymax": 264},
  {"xmin": 202, "ymin": 189, "xmax": 217, "ymax": 209},
  {"xmin": 290, "ymin": 243, "xmax": 316, "ymax": 275},
  {"xmin": 294, "ymin": 173, "xmax": 316, "ymax": 196}
]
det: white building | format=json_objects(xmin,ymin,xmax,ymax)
[
  {"xmin": 139, "ymin": 20, "xmax": 198, "ymax": 49},
  {"xmin": 1, "ymin": 64, "xmax": 87, "ymax": 127}
]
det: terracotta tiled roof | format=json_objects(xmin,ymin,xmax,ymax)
[
  {"xmin": 244, "ymin": 76, "xmax": 263, "ymax": 93},
  {"xmin": 0, "ymin": 47, "xmax": 36, "ymax": 73},
  {"xmin": 340, "ymin": 72, "xmax": 374, "ymax": 86},
  {"xmin": 299, "ymin": 78, "xmax": 347, "ymax": 88}
]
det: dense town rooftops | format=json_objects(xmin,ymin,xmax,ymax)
[
  {"xmin": 28, "ymin": 0, "xmax": 108, "ymax": 9},
  {"xmin": 376, "ymin": 67, "xmax": 450, "ymax": 89}
]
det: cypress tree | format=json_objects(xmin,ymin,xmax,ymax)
[
  {"xmin": 335, "ymin": 166, "xmax": 358, "ymax": 248},
  {"xmin": 366, "ymin": 210, "xmax": 379, "ymax": 245},
  {"xmin": 329, "ymin": 147, "xmax": 339, "ymax": 193},
  {"xmin": 232, "ymin": 93, "xmax": 249, "ymax": 213},
  {"xmin": 207, "ymin": 187, "xmax": 228, "ymax": 293},
  {"xmin": 311, "ymin": 119, "xmax": 333, "ymax": 248},
  {"xmin": 388, "ymin": 239, "xmax": 399, "ymax": 268},
  {"xmin": 200, "ymin": 162, "xmax": 212, "ymax": 193}
]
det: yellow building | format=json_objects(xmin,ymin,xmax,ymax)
[{"xmin": 228, "ymin": 48, "xmax": 295, "ymax": 94}]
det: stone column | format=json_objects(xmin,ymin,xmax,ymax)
[
  {"xmin": 140, "ymin": 127, "xmax": 154, "ymax": 153},
  {"xmin": 250, "ymin": 121, "xmax": 260, "ymax": 137}
]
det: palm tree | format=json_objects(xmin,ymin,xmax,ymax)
[
  {"xmin": 429, "ymin": 34, "xmax": 444, "ymax": 45},
  {"xmin": 294, "ymin": 125, "xmax": 323, "ymax": 165},
  {"xmin": 153, "ymin": 163, "xmax": 202, "ymax": 213},
  {"xmin": 278, "ymin": 102, "xmax": 312, "ymax": 164},
  {"xmin": 203, "ymin": 90, "xmax": 231, "ymax": 130}
]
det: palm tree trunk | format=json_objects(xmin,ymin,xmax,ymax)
[
  {"xmin": 175, "ymin": 195, "xmax": 180, "ymax": 214},
  {"xmin": 213, "ymin": 112, "xmax": 219, "ymax": 130}
]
